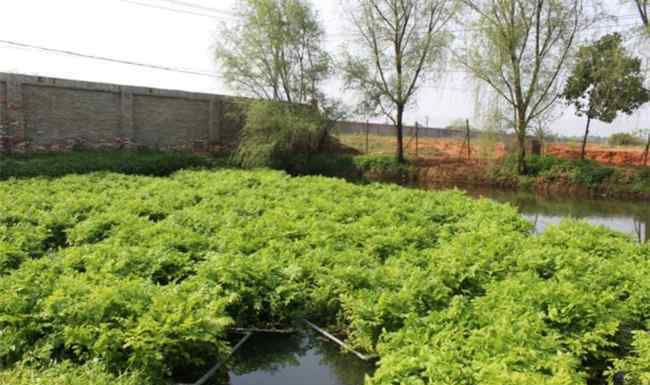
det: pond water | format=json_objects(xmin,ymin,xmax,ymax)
[
  {"xmin": 435, "ymin": 185, "xmax": 650, "ymax": 243},
  {"xmin": 219, "ymin": 330, "xmax": 374, "ymax": 385}
]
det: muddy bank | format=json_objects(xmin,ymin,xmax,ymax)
[{"xmin": 360, "ymin": 158, "xmax": 650, "ymax": 201}]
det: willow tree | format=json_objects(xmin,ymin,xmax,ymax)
[
  {"xmin": 459, "ymin": 0, "xmax": 587, "ymax": 174},
  {"xmin": 343, "ymin": 0, "xmax": 458, "ymax": 162},
  {"xmin": 216, "ymin": 0, "xmax": 335, "ymax": 167},
  {"xmin": 216, "ymin": 0, "xmax": 331, "ymax": 104}
]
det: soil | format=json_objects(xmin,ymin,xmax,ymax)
[
  {"xmin": 340, "ymin": 134, "xmax": 649, "ymax": 167},
  {"xmin": 546, "ymin": 144, "xmax": 649, "ymax": 167}
]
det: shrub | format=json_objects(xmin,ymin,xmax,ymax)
[
  {"xmin": 608, "ymin": 132, "xmax": 643, "ymax": 147},
  {"xmin": 536, "ymin": 158, "xmax": 616, "ymax": 186},
  {"xmin": 0, "ymin": 151, "xmax": 212, "ymax": 180},
  {"xmin": 235, "ymin": 100, "xmax": 332, "ymax": 169},
  {"xmin": 353, "ymin": 155, "xmax": 414, "ymax": 182},
  {"xmin": 567, "ymin": 159, "xmax": 616, "ymax": 186},
  {"xmin": 525, "ymin": 155, "xmax": 568, "ymax": 176},
  {"xmin": 610, "ymin": 331, "xmax": 650, "ymax": 385},
  {"xmin": 281, "ymin": 153, "xmax": 361, "ymax": 179},
  {"xmin": 0, "ymin": 362, "xmax": 145, "ymax": 385},
  {"xmin": 0, "ymin": 170, "xmax": 648, "ymax": 385},
  {"xmin": 0, "ymin": 260, "xmax": 232, "ymax": 379},
  {"xmin": 495, "ymin": 154, "xmax": 558, "ymax": 177}
]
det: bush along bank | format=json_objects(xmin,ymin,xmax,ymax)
[
  {"xmin": 1, "ymin": 169, "xmax": 650, "ymax": 385},
  {"xmin": 0, "ymin": 150, "xmax": 216, "ymax": 180},
  {"xmin": 489, "ymin": 155, "xmax": 650, "ymax": 200},
  {"xmin": 283, "ymin": 154, "xmax": 417, "ymax": 184}
]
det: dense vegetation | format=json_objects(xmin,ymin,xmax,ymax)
[
  {"xmin": 609, "ymin": 133, "xmax": 644, "ymax": 147},
  {"xmin": 0, "ymin": 151, "xmax": 213, "ymax": 180},
  {"xmin": 495, "ymin": 154, "xmax": 650, "ymax": 193},
  {"xmin": 1, "ymin": 169, "xmax": 649, "ymax": 384}
]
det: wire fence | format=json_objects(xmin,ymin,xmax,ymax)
[{"xmin": 334, "ymin": 121, "xmax": 514, "ymax": 161}]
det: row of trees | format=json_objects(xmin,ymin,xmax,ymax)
[{"xmin": 216, "ymin": 0, "xmax": 650, "ymax": 173}]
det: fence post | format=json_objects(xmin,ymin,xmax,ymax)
[
  {"xmin": 465, "ymin": 119, "xmax": 471, "ymax": 160},
  {"xmin": 415, "ymin": 122, "xmax": 419, "ymax": 158},
  {"xmin": 365, "ymin": 119, "xmax": 369, "ymax": 154}
]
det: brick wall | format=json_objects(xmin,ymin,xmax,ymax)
[{"xmin": 0, "ymin": 72, "xmax": 245, "ymax": 153}]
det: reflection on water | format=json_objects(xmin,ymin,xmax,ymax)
[
  {"xmin": 224, "ymin": 331, "xmax": 374, "ymax": 385},
  {"xmin": 435, "ymin": 185, "xmax": 649, "ymax": 242}
]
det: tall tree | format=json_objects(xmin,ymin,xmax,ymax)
[
  {"xmin": 563, "ymin": 33, "xmax": 649, "ymax": 160},
  {"xmin": 343, "ymin": 0, "xmax": 458, "ymax": 163},
  {"xmin": 216, "ymin": 0, "xmax": 331, "ymax": 105},
  {"xmin": 459, "ymin": 0, "xmax": 587, "ymax": 174}
]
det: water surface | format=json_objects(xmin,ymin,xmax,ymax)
[
  {"xmin": 439, "ymin": 185, "xmax": 649, "ymax": 242},
  {"xmin": 224, "ymin": 330, "xmax": 374, "ymax": 385}
]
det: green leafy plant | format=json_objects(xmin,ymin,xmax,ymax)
[
  {"xmin": 235, "ymin": 101, "xmax": 333, "ymax": 169},
  {"xmin": 0, "ymin": 151, "xmax": 212, "ymax": 180},
  {"xmin": 0, "ymin": 169, "xmax": 648, "ymax": 385}
]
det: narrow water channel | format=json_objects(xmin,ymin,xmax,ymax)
[
  {"xmin": 435, "ymin": 186, "xmax": 650, "ymax": 242},
  {"xmin": 221, "ymin": 330, "xmax": 374, "ymax": 385}
]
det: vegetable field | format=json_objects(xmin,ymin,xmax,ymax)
[{"xmin": 1, "ymin": 170, "xmax": 649, "ymax": 384}]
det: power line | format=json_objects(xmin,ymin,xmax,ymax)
[
  {"xmin": 116, "ymin": 0, "xmax": 235, "ymax": 20},
  {"xmin": 0, "ymin": 39, "xmax": 223, "ymax": 79},
  {"xmin": 154, "ymin": 0, "xmax": 237, "ymax": 17}
]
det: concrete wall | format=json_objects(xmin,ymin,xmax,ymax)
[{"xmin": 0, "ymin": 72, "xmax": 244, "ymax": 153}]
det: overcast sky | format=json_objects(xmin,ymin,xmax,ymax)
[{"xmin": 0, "ymin": 0, "xmax": 648, "ymax": 136}]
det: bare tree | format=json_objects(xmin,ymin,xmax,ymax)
[
  {"xmin": 458, "ymin": 0, "xmax": 590, "ymax": 174},
  {"xmin": 343, "ymin": 0, "xmax": 458, "ymax": 162}
]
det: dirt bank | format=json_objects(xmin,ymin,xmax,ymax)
[
  {"xmin": 407, "ymin": 158, "xmax": 650, "ymax": 201},
  {"xmin": 547, "ymin": 144, "xmax": 649, "ymax": 167}
]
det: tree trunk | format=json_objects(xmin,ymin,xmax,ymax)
[
  {"xmin": 581, "ymin": 116, "xmax": 591, "ymax": 161},
  {"xmin": 396, "ymin": 105, "xmax": 405, "ymax": 163},
  {"xmin": 517, "ymin": 132, "xmax": 527, "ymax": 174},
  {"xmin": 643, "ymin": 134, "xmax": 650, "ymax": 166},
  {"xmin": 516, "ymin": 112, "xmax": 527, "ymax": 175}
]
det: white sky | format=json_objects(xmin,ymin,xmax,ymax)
[{"xmin": 0, "ymin": 0, "xmax": 648, "ymax": 136}]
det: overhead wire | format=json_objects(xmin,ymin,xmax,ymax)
[{"xmin": 0, "ymin": 39, "xmax": 223, "ymax": 79}]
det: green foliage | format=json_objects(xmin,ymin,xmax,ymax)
[
  {"xmin": 235, "ymin": 101, "xmax": 331, "ymax": 169},
  {"xmin": 610, "ymin": 331, "xmax": 650, "ymax": 385},
  {"xmin": 496, "ymin": 154, "xmax": 617, "ymax": 187},
  {"xmin": 282, "ymin": 154, "xmax": 362, "ymax": 179},
  {"xmin": 216, "ymin": 0, "xmax": 331, "ymax": 104},
  {"xmin": 0, "ymin": 169, "xmax": 648, "ymax": 384},
  {"xmin": 0, "ymin": 151, "xmax": 212, "ymax": 180},
  {"xmin": 524, "ymin": 155, "xmax": 569, "ymax": 176},
  {"xmin": 542, "ymin": 159, "xmax": 616, "ymax": 186},
  {"xmin": 370, "ymin": 221, "xmax": 650, "ymax": 385},
  {"xmin": 564, "ymin": 33, "xmax": 649, "ymax": 124},
  {"xmin": 608, "ymin": 132, "xmax": 644, "ymax": 147},
  {"xmin": 0, "ymin": 361, "xmax": 144, "ymax": 385},
  {"xmin": 0, "ymin": 260, "xmax": 232, "ymax": 379},
  {"xmin": 563, "ymin": 32, "xmax": 650, "ymax": 159},
  {"xmin": 282, "ymin": 154, "xmax": 415, "ymax": 183},
  {"xmin": 353, "ymin": 155, "xmax": 414, "ymax": 181}
]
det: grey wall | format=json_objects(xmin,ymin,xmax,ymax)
[
  {"xmin": 336, "ymin": 121, "xmax": 472, "ymax": 139},
  {"xmin": 0, "ymin": 72, "xmax": 244, "ymax": 153}
]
